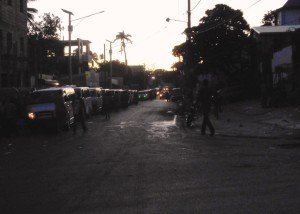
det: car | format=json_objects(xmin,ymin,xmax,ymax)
[
  {"xmin": 89, "ymin": 87, "xmax": 104, "ymax": 114},
  {"xmin": 73, "ymin": 87, "xmax": 93, "ymax": 118},
  {"xmin": 26, "ymin": 87, "xmax": 76, "ymax": 130},
  {"xmin": 138, "ymin": 90, "xmax": 150, "ymax": 101}
]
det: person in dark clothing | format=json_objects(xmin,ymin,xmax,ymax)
[
  {"xmin": 103, "ymin": 94, "xmax": 113, "ymax": 120},
  {"xmin": 72, "ymin": 97, "xmax": 87, "ymax": 133},
  {"xmin": 197, "ymin": 79, "xmax": 215, "ymax": 136}
]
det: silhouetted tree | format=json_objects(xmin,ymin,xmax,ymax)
[
  {"xmin": 27, "ymin": 0, "xmax": 38, "ymax": 24},
  {"xmin": 28, "ymin": 13, "xmax": 63, "ymax": 39},
  {"xmin": 114, "ymin": 31, "xmax": 132, "ymax": 65},
  {"xmin": 27, "ymin": 13, "xmax": 64, "ymax": 80},
  {"xmin": 99, "ymin": 60, "xmax": 133, "ymax": 87},
  {"xmin": 174, "ymin": 4, "xmax": 251, "ymax": 86},
  {"xmin": 262, "ymin": 10, "xmax": 277, "ymax": 26}
]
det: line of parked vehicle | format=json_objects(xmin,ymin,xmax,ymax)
[{"xmin": 0, "ymin": 87, "xmax": 157, "ymax": 133}]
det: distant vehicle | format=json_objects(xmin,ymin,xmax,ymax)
[
  {"xmin": 119, "ymin": 89, "xmax": 130, "ymax": 108},
  {"xmin": 138, "ymin": 90, "xmax": 150, "ymax": 101},
  {"xmin": 89, "ymin": 87, "xmax": 103, "ymax": 114},
  {"xmin": 112, "ymin": 89, "xmax": 122, "ymax": 110},
  {"xmin": 148, "ymin": 89, "xmax": 156, "ymax": 100},
  {"xmin": 26, "ymin": 87, "xmax": 76, "ymax": 130},
  {"xmin": 132, "ymin": 90, "xmax": 139, "ymax": 104},
  {"xmin": 73, "ymin": 87, "xmax": 93, "ymax": 118}
]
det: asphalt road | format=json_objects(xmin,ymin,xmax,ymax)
[{"xmin": 1, "ymin": 100, "xmax": 299, "ymax": 213}]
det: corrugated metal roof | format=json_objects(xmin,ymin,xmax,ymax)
[{"xmin": 252, "ymin": 25, "xmax": 300, "ymax": 34}]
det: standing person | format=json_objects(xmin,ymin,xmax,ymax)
[
  {"xmin": 72, "ymin": 96, "xmax": 87, "ymax": 133},
  {"xmin": 197, "ymin": 79, "xmax": 215, "ymax": 136},
  {"xmin": 103, "ymin": 93, "xmax": 113, "ymax": 120}
]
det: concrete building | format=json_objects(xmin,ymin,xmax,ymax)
[
  {"xmin": 28, "ymin": 38, "xmax": 99, "ymax": 87},
  {"xmin": 251, "ymin": 0, "xmax": 300, "ymax": 106},
  {"xmin": 0, "ymin": 0, "xmax": 27, "ymax": 87},
  {"xmin": 277, "ymin": 0, "xmax": 300, "ymax": 25}
]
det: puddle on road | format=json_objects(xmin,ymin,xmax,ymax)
[
  {"xmin": 105, "ymin": 116, "xmax": 179, "ymax": 140},
  {"xmin": 148, "ymin": 116, "xmax": 177, "ymax": 139}
]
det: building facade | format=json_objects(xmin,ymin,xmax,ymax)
[
  {"xmin": 277, "ymin": 0, "xmax": 300, "ymax": 25},
  {"xmin": 252, "ymin": 0, "xmax": 300, "ymax": 107},
  {"xmin": 0, "ymin": 0, "xmax": 27, "ymax": 87}
]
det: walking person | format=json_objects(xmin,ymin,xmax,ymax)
[
  {"xmin": 72, "ymin": 96, "xmax": 87, "ymax": 134},
  {"xmin": 197, "ymin": 79, "xmax": 215, "ymax": 136},
  {"xmin": 103, "ymin": 93, "xmax": 113, "ymax": 120}
]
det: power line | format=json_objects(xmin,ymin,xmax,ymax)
[
  {"xmin": 191, "ymin": 0, "xmax": 203, "ymax": 11},
  {"xmin": 246, "ymin": 0, "xmax": 263, "ymax": 9},
  {"xmin": 72, "ymin": 11, "xmax": 105, "ymax": 22}
]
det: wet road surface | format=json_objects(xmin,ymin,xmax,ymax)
[{"xmin": 0, "ymin": 100, "xmax": 299, "ymax": 213}]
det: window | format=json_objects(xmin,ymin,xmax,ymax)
[
  {"xmin": 20, "ymin": 0, "xmax": 24, "ymax": 13},
  {"xmin": 7, "ymin": 32, "xmax": 13, "ymax": 54},
  {"xmin": 7, "ymin": 0, "xmax": 12, "ymax": 6}
]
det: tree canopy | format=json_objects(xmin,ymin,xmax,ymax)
[
  {"xmin": 173, "ymin": 4, "xmax": 252, "ymax": 85},
  {"xmin": 28, "ymin": 13, "xmax": 63, "ymax": 40},
  {"xmin": 27, "ymin": 0, "xmax": 38, "ymax": 24},
  {"xmin": 262, "ymin": 10, "xmax": 277, "ymax": 26}
]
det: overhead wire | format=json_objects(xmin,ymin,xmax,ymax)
[{"xmin": 191, "ymin": 0, "xmax": 203, "ymax": 11}]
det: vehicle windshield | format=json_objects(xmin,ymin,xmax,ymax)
[{"xmin": 28, "ymin": 90, "xmax": 62, "ymax": 104}]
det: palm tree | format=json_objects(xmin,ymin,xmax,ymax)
[
  {"xmin": 27, "ymin": 0, "xmax": 38, "ymax": 24},
  {"xmin": 114, "ymin": 31, "xmax": 132, "ymax": 65}
]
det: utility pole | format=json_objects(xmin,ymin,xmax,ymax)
[
  {"xmin": 187, "ymin": 0, "xmax": 191, "ymax": 30},
  {"xmin": 106, "ymin": 40, "xmax": 114, "ymax": 89},
  {"xmin": 62, "ymin": 10, "xmax": 105, "ymax": 85},
  {"xmin": 62, "ymin": 9, "xmax": 74, "ymax": 85},
  {"xmin": 103, "ymin": 44, "xmax": 106, "ymax": 62},
  {"xmin": 186, "ymin": 0, "xmax": 191, "ymax": 66},
  {"xmin": 185, "ymin": 0, "xmax": 193, "ymax": 96}
]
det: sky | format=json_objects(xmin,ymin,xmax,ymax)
[{"xmin": 29, "ymin": 0, "xmax": 288, "ymax": 70}]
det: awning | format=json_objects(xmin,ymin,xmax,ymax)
[{"xmin": 252, "ymin": 25, "xmax": 300, "ymax": 34}]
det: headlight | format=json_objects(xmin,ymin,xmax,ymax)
[{"xmin": 28, "ymin": 112, "xmax": 36, "ymax": 120}]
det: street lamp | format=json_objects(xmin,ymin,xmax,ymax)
[
  {"xmin": 62, "ymin": 10, "xmax": 105, "ymax": 85},
  {"xmin": 166, "ymin": 17, "xmax": 187, "ymax": 23},
  {"xmin": 62, "ymin": 9, "xmax": 74, "ymax": 84},
  {"xmin": 106, "ymin": 39, "xmax": 114, "ymax": 89}
]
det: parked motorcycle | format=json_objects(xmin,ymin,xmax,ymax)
[{"xmin": 185, "ymin": 104, "xmax": 200, "ymax": 127}]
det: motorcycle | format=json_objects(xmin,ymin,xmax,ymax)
[{"xmin": 185, "ymin": 103, "xmax": 200, "ymax": 127}]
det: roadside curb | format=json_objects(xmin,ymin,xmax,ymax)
[
  {"xmin": 215, "ymin": 133, "xmax": 300, "ymax": 140},
  {"xmin": 175, "ymin": 114, "xmax": 300, "ymax": 140}
]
